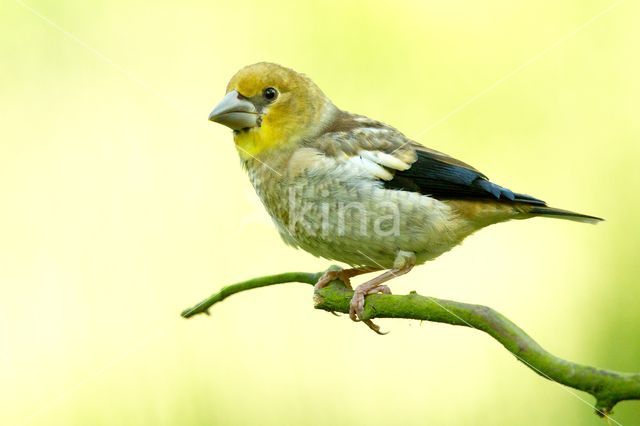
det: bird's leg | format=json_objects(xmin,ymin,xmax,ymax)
[
  {"xmin": 314, "ymin": 266, "xmax": 379, "ymax": 317},
  {"xmin": 314, "ymin": 266, "xmax": 379, "ymax": 290},
  {"xmin": 349, "ymin": 251, "xmax": 416, "ymax": 334}
]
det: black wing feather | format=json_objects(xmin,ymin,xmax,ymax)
[{"xmin": 384, "ymin": 149, "xmax": 546, "ymax": 206}]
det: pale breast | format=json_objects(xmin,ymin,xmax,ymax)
[{"xmin": 243, "ymin": 144, "xmax": 484, "ymax": 268}]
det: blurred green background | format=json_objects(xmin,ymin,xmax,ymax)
[{"xmin": 1, "ymin": 0, "xmax": 639, "ymax": 424}]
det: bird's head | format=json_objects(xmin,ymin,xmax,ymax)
[{"xmin": 209, "ymin": 63, "xmax": 335, "ymax": 158}]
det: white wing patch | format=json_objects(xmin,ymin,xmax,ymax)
[
  {"xmin": 347, "ymin": 155, "xmax": 394, "ymax": 180},
  {"xmin": 288, "ymin": 145, "xmax": 413, "ymax": 183},
  {"xmin": 358, "ymin": 150, "xmax": 412, "ymax": 171}
]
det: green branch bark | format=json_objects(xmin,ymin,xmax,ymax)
[{"xmin": 181, "ymin": 269, "xmax": 640, "ymax": 417}]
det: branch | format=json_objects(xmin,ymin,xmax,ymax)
[{"xmin": 181, "ymin": 269, "xmax": 640, "ymax": 417}]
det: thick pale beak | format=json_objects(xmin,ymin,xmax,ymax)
[{"xmin": 208, "ymin": 90, "xmax": 259, "ymax": 130}]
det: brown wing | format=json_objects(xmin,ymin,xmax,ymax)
[{"xmin": 313, "ymin": 110, "xmax": 546, "ymax": 205}]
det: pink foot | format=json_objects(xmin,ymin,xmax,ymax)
[{"xmin": 349, "ymin": 284, "xmax": 392, "ymax": 335}]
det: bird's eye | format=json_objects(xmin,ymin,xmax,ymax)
[{"xmin": 263, "ymin": 87, "xmax": 278, "ymax": 102}]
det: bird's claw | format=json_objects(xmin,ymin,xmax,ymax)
[
  {"xmin": 316, "ymin": 267, "xmax": 390, "ymax": 332},
  {"xmin": 314, "ymin": 267, "xmax": 353, "ymax": 291},
  {"xmin": 315, "ymin": 268, "xmax": 349, "ymax": 317},
  {"xmin": 349, "ymin": 284, "xmax": 392, "ymax": 334},
  {"xmin": 314, "ymin": 270, "xmax": 339, "ymax": 290},
  {"xmin": 363, "ymin": 319, "xmax": 388, "ymax": 335}
]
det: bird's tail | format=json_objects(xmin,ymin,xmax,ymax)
[{"xmin": 527, "ymin": 206, "xmax": 603, "ymax": 224}]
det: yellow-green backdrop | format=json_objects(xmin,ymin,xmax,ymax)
[{"xmin": 1, "ymin": 0, "xmax": 639, "ymax": 425}]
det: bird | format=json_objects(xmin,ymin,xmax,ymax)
[{"xmin": 208, "ymin": 62, "xmax": 602, "ymax": 334}]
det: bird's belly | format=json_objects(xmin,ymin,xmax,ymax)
[{"xmin": 269, "ymin": 181, "xmax": 474, "ymax": 269}]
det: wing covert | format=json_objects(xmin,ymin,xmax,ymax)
[{"xmin": 310, "ymin": 110, "xmax": 545, "ymax": 206}]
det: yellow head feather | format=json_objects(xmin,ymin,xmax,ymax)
[{"xmin": 225, "ymin": 63, "xmax": 335, "ymax": 158}]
